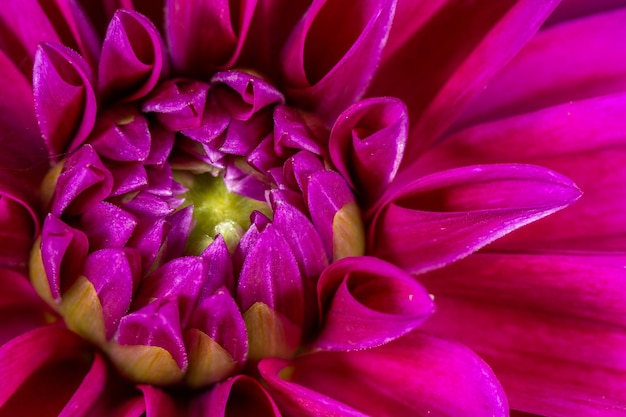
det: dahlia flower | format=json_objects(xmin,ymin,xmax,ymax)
[{"xmin": 0, "ymin": 0, "xmax": 623, "ymax": 416}]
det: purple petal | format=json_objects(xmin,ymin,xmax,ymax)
[
  {"xmin": 180, "ymin": 92, "xmax": 231, "ymax": 145},
  {"xmin": 191, "ymin": 375, "xmax": 281, "ymax": 417},
  {"xmin": 160, "ymin": 205, "xmax": 194, "ymax": 264},
  {"xmin": 89, "ymin": 106, "xmax": 152, "ymax": 162},
  {"xmin": 370, "ymin": 164, "xmax": 582, "ymax": 273},
  {"xmin": 314, "ymin": 256, "xmax": 433, "ymax": 351},
  {"xmin": 220, "ymin": 108, "xmax": 273, "ymax": 156},
  {"xmin": 51, "ymin": 145, "xmax": 114, "ymax": 217},
  {"xmin": 40, "ymin": 214, "xmax": 89, "ymax": 301},
  {"xmin": 127, "ymin": 218, "xmax": 170, "ymax": 274},
  {"xmin": 117, "ymin": 298, "xmax": 188, "ymax": 371},
  {"xmin": 83, "ymin": 248, "xmax": 141, "ymax": 340},
  {"xmin": 142, "ymin": 79, "xmax": 209, "ymax": 131},
  {"xmin": 237, "ymin": 225, "xmax": 304, "ymax": 327},
  {"xmin": 107, "ymin": 161, "xmax": 148, "ymax": 197},
  {"xmin": 420, "ymin": 251, "xmax": 626, "ymax": 416},
  {"xmin": 199, "ymin": 235, "xmax": 235, "ymax": 296},
  {"xmin": 33, "ymin": 42, "xmax": 97, "ymax": 158},
  {"xmin": 165, "ymin": 0, "xmax": 257, "ymax": 75},
  {"xmin": 273, "ymin": 105, "xmax": 326, "ymax": 157},
  {"xmin": 260, "ymin": 332, "xmax": 508, "ymax": 416},
  {"xmin": 79, "ymin": 202, "xmax": 138, "ymax": 250},
  {"xmin": 281, "ymin": 150, "xmax": 325, "ymax": 193},
  {"xmin": 281, "ymin": 0, "xmax": 397, "ymax": 122},
  {"xmin": 329, "ymin": 97, "xmax": 407, "ymax": 202},
  {"xmin": 98, "ymin": 9, "xmax": 166, "ymax": 102},
  {"xmin": 145, "ymin": 126, "xmax": 175, "ymax": 165}
]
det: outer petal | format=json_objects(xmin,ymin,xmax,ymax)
[
  {"xmin": 281, "ymin": 0, "xmax": 397, "ymax": 122},
  {"xmin": 260, "ymin": 332, "xmax": 508, "ymax": 416},
  {"xmin": 370, "ymin": 164, "xmax": 581, "ymax": 273},
  {"xmin": 369, "ymin": 0, "xmax": 559, "ymax": 158},
  {"xmin": 420, "ymin": 252, "xmax": 626, "ymax": 416}
]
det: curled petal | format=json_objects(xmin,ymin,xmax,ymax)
[
  {"xmin": 191, "ymin": 375, "xmax": 281, "ymax": 417},
  {"xmin": 98, "ymin": 9, "xmax": 166, "ymax": 102},
  {"xmin": 143, "ymin": 79, "xmax": 210, "ymax": 131},
  {"xmin": 370, "ymin": 164, "xmax": 582, "ymax": 273},
  {"xmin": 314, "ymin": 256, "xmax": 434, "ymax": 351},
  {"xmin": 166, "ymin": 0, "xmax": 257, "ymax": 75},
  {"xmin": 273, "ymin": 105, "xmax": 326, "ymax": 157},
  {"xmin": 260, "ymin": 332, "xmax": 508, "ymax": 417},
  {"xmin": 282, "ymin": 0, "xmax": 397, "ymax": 122},
  {"xmin": 329, "ymin": 97, "xmax": 407, "ymax": 202},
  {"xmin": 90, "ymin": 106, "xmax": 152, "ymax": 162},
  {"xmin": 33, "ymin": 42, "xmax": 97, "ymax": 158},
  {"xmin": 58, "ymin": 354, "xmax": 108, "ymax": 417},
  {"xmin": 51, "ymin": 145, "xmax": 114, "ymax": 217}
]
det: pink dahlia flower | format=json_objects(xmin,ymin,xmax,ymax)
[{"xmin": 0, "ymin": 0, "xmax": 622, "ymax": 416}]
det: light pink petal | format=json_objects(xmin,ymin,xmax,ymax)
[
  {"xmin": 165, "ymin": 0, "xmax": 257, "ymax": 75},
  {"xmin": 281, "ymin": 0, "xmax": 397, "ymax": 122},
  {"xmin": 456, "ymin": 7, "xmax": 626, "ymax": 128},
  {"xmin": 314, "ymin": 256, "xmax": 433, "ymax": 351},
  {"xmin": 420, "ymin": 251, "xmax": 626, "ymax": 416},
  {"xmin": 191, "ymin": 375, "xmax": 282, "ymax": 417},
  {"xmin": 0, "ymin": 326, "xmax": 92, "ymax": 415},
  {"xmin": 369, "ymin": 0, "xmax": 559, "ymax": 159},
  {"xmin": 370, "ymin": 164, "xmax": 581, "ymax": 274},
  {"xmin": 33, "ymin": 43, "xmax": 97, "ymax": 158},
  {"xmin": 260, "ymin": 332, "xmax": 508, "ymax": 416},
  {"xmin": 98, "ymin": 9, "xmax": 166, "ymax": 102}
]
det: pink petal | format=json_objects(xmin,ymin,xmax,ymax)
[
  {"xmin": 33, "ymin": 42, "xmax": 97, "ymax": 158},
  {"xmin": 98, "ymin": 9, "xmax": 166, "ymax": 102},
  {"xmin": 199, "ymin": 235, "xmax": 235, "ymax": 296},
  {"xmin": 456, "ymin": 7, "xmax": 626, "ymax": 128},
  {"xmin": 165, "ymin": 0, "xmax": 257, "ymax": 75},
  {"xmin": 314, "ymin": 256, "xmax": 433, "ymax": 351},
  {"xmin": 329, "ymin": 97, "xmax": 407, "ymax": 202},
  {"xmin": 370, "ymin": 164, "xmax": 581, "ymax": 273},
  {"xmin": 369, "ymin": 0, "xmax": 559, "ymax": 159},
  {"xmin": 273, "ymin": 105, "xmax": 326, "ymax": 157},
  {"xmin": 58, "ymin": 354, "xmax": 108, "ymax": 417},
  {"xmin": 259, "ymin": 332, "xmax": 508, "ymax": 416},
  {"xmin": 420, "ymin": 251, "xmax": 626, "ymax": 416},
  {"xmin": 143, "ymin": 79, "xmax": 210, "ymax": 131},
  {"xmin": 281, "ymin": 0, "xmax": 397, "ymax": 122},
  {"xmin": 79, "ymin": 202, "xmax": 138, "ymax": 250},
  {"xmin": 90, "ymin": 106, "xmax": 152, "ymax": 162}
]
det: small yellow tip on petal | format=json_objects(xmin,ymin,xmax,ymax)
[
  {"xmin": 60, "ymin": 276, "xmax": 106, "ymax": 345},
  {"xmin": 332, "ymin": 202, "xmax": 365, "ymax": 261},
  {"xmin": 185, "ymin": 329, "xmax": 238, "ymax": 388},
  {"xmin": 243, "ymin": 302, "xmax": 300, "ymax": 361},
  {"xmin": 107, "ymin": 343, "xmax": 185, "ymax": 386}
]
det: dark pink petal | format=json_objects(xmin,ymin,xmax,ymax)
[
  {"xmin": 237, "ymin": 225, "xmax": 304, "ymax": 327},
  {"xmin": 261, "ymin": 332, "xmax": 508, "ymax": 416},
  {"xmin": 122, "ymin": 191, "xmax": 179, "ymax": 219},
  {"xmin": 314, "ymin": 256, "xmax": 433, "ymax": 351},
  {"xmin": 51, "ymin": 145, "xmax": 114, "ymax": 217},
  {"xmin": 369, "ymin": 0, "xmax": 559, "ymax": 159},
  {"xmin": 133, "ymin": 256, "xmax": 205, "ymax": 327},
  {"xmin": 420, "ymin": 252, "xmax": 626, "ymax": 416},
  {"xmin": 33, "ymin": 42, "xmax": 97, "ymax": 158},
  {"xmin": 180, "ymin": 93, "xmax": 231, "ymax": 145},
  {"xmin": 146, "ymin": 126, "xmax": 176, "ymax": 165},
  {"xmin": 165, "ymin": 0, "xmax": 257, "ymax": 75},
  {"xmin": 191, "ymin": 375, "xmax": 281, "ymax": 417},
  {"xmin": 282, "ymin": 150, "xmax": 325, "ymax": 193},
  {"xmin": 0, "ymin": 49, "xmax": 47, "ymax": 179},
  {"xmin": 41, "ymin": 214, "xmax": 89, "ymax": 300},
  {"xmin": 273, "ymin": 105, "xmax": 326, "ymax": 157},
  {"xmin": 0, "ymin": 269, "xmax": 50, "ymax": 346},
  {"xmin": 58, "ymin": 354, "xmax": 108, "ymax": 417},
  {"xmin": 220, "ymin": 109, "xmax": 273, "ymax": 156},
  {"xmin": 139, "ymin": 385, "xmax": 180, "ymax": 417},
  {"xmin": 143, "ymin": 79, "xmax": 210, "ymax": 131},
  {"xmin": 80, "ymin": 202, "xmax": 138, "ymax": 249},
  {"xmin": 127, "ymin": 218, "xmax": 170, "ymax": 274},
  {"xmin": 98, "ymin": 9, "xmax": 166, "ymax": 102},
  {"xmin": 370, "ymin": 164, "xmax": 581, "ymax": 273},
  {"xmin": 329, "ymin": 97, "xmax": 407, "ymax": 202},
  {"xmin": 212, "ymin": 70, "xmax": 284, "ymax": 121},
  {"xmin": 90, "ymin": 106, "xmax": 152, "ymax": 162},
  {"xmin": 281, "ymin": 0, "xmax": 397, "ymax": 122},
  {"xmin": 456, "ymin": 8, "xmax": 626, "ymax": 127},
  {"xmin": 117, "ymin": 298, "xmax": 187, "ymax": 370},
  {"xmin": 83, "ymin": 248, "xmax": 142, "ymax": 340},
  {"xmin": 199, "ymin": 235, "xmax": 235, "ymax": 295},
  {"xmin": 0, "ymin": 327, "xmax": 92, "ymax": 414},
  {"xmin": 546, "ymin": 0, "xmax": 626, "ymax": 24},
  {"xmin": 189, "ymin": 287, "xmax": 248, "ymax": 364},
  {"xmin": 107, "ymin": 162, "xmax": 148, "ymax": 197}
]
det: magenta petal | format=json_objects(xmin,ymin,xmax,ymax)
[
  {"xmin": 98, "ymin": 9, "xmax": 166, "ymax": 102},
  {"xmin": 58, "ymin": 354, "xmax": 108, "ymax": 417},
  {"xmin": 83, "ymin": 248, "xmax": 141, "ymax": 340},
  {"xmin": 273, "ymin": 105, "xmax": 326, "ymax": 157},
  {"xmin": 189, "ymin": 287, "xmax": 248, "ymax": 364},
  {"xmin": 133, "ymin": 256, "xmax": 205, "ymax": 327},
  {"xmin": 192, "ymin": 375, "xmax": 281, "ymax": 417},
  {"xmin": 142, "ymin": 79, "xmax": 210, "ymax": 131},
  {"xmin": 199, "ymin": 235, "xmax": 235, "ymax": 296},
  {"xmin": 51, "ymin": 145, "xmax": 114, "ymax": 217},
  {"xmin": 90, "ymin": 106, "xmax": 152, "ymax": 162},
  {"xmin": 282, "ymin": 0, "xmax": 397, "ymax": 122},
  {"xmin": 117, "ymin": 298, "xmax": 187, "ymax": 370},
  {"xmin": 166, "ymin": 0, "xmax": 257, "ymax": 75},
  {"xmin": 41, "ymin": 214, "xmax": 89, "ymax": 300},
  {"xmin": 260, "ymin": 332, "xmax": 508, "ymax": 416},
  {"xmin": 420, "ymin": 252, "xmax": 626, "ymax": 416},
  {"xmin": 237, "ymin": 225, "xmax": 304, "ymax": 327},
  {"xmin": 127, "ymin": 218, "xmax": 170, "ymax": 274},
  {"xmin": 371, "ymin": 164, "xmax": 582, "ymax": 273},
  {"xmin": 80, "ymin": 202, "xmax": 138, "ymax": 250},
  {"xmin": 314, "ymin": 256, "xmax": 433, "ymax": 351},
  {"xmin": 33, "ymin": 42, "xmax": 97, "ymax": 157},
  {"xmin": 329, "ymin": 97, "xmax": 407, "ymax": 202}
]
